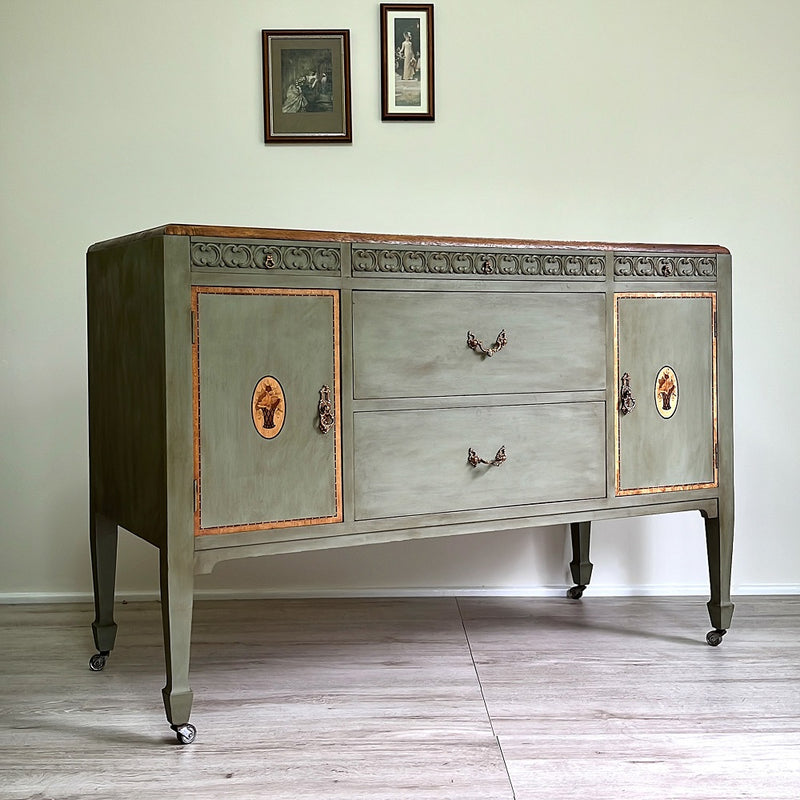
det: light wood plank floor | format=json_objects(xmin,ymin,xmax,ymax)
[{"xmin": 1, "ymin": 596, "xmax": 798, "ymax": 799}]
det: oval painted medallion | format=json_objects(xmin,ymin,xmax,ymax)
[
  {"xmin": 251, "ymin": 376, "xmax": 286, "ymax": 439},
  {"xmin": 654, "ymin": 366, "xmax": 679, "ymax": 420}
]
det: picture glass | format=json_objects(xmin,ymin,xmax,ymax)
[
  {"xmin": 280, "ymin": 48, "xmax": 335, "ymax": 114},
  {"xmin": 386, "ymin": 10, "xmax": 430, "ymax": 115},
  {"xmin": 263, "ymin": 31, "xmax": 351, "ymax": 142}
]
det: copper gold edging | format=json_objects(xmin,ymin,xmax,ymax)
[
  {"xmin": 192, "ymin": 286, "xmax": 343, "ymax": 536},
  {"xmin": 613, "ymin": 291, "xmax": 719, "ymax": 497}
]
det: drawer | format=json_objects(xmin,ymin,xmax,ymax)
[
  {"xmin": 352, "ymin": 291, "xmax": 605, "ymax": 398},
  {"xmin": 353, "ymin": 402, "xmax": 606, "ymax": 520}
]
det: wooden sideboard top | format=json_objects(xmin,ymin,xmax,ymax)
[{"xmin": 87, "ymin": 224, "xmax": 731, "ymax": 256}]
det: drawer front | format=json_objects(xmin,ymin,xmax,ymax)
[
  {"xmin": 353, "ymin": 402, "xmax": 606, "ymax": 520},
  {"xmin": 352, "ymin": 291, "xmax": 605, "ymax": 399}
]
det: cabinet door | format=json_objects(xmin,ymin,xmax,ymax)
[
  {"xmin": 615, "ymin": 292, "xmax": 718, "ymax": 495},
  {"xmin": 192, "ymin": 287, "xmax": 342, "ymax": 534}
]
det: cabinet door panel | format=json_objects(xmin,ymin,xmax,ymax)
[
  {"xmin": 615, "ymin": 293, "xmax": 717, "ymax": 495},
  {"xmin": 193, "ymin": 288, "xmax": 341, "ymax": 534},
  {"xmin": 353, "ymin": 402, "xmax": 606, "ymax": 519},
  {"xmin": 353, "ymin": 291, "xmax": 605, "ymax": 398}
]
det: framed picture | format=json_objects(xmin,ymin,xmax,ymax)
[
  {"xmin": 380, "ymin": 4, "xmax": 435, "ymax": 121},
  {"xmin": 262, "ymin": 30, "xmax": 352, "ymax": 143}
]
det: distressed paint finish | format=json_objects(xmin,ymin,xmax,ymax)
[
  {"xmin": 87, "ymin": 234, "xmax": 196, "ymax": 732},
  {"xmin": 353, "ymin": 403, "xmax": 606, "ymax": 520},
  {"xmin": 86, "ymin": 225, "xmax": 734, "ymax": 742},
  {"xmin": 87, "ymin": 236, "xmax": 170, "ymax": 546},
  {"xmin": 615, "ymin": 293, "xmax": 717, "ymax": 495},
  {"xmin": 353, "ymin": 291, "xmax": 606, "ymax": 399},
  {"xmin": 192, "ymin": 287, "xmax": 342, "ymax": 533}
]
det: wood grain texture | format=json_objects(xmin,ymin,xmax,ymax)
[
  {"xmin": 86, "ymin": 237, "xmax": 169, "ymax": 546},
  {"xmin": 458, "ymin": 596, "xmax": 800, "ymax": 800},
  {"xmin": 0, "ymin": 600, "xmax": 510, "ymax": 799},
  {"xmin": 1, "ymin": 597, "xmax": 797, "ymax": 799},
  {"xmin": 86, "ymin": 224, "xmax": 731, "ymax": 255}
]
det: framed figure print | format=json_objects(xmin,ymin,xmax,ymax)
[
  {"xmin": 262, "ymin": 30, "xmax": 352, "ymax": 143},
  {"xmin": 380, "ymin": 4, "xmax": 435, "ymax": 121}
]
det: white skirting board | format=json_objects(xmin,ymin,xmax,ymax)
[{"xmin": 1, "ymin": 584, "xmax": 799, "ymax": 604}]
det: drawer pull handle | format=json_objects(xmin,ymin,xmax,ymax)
[
  {"xmin": 467, "ymin": 329, "xmax": 507, "ymax": 357},
  {"xmin": 468, "ymin": 446, "xmax": 506, "ymax": 468},
  {"xmin": 318, "ymin": 385, "xmax": 334, "ymax": 433},
  {"xmin": 619, "ymin": 372, "xmax": 636, "ymax": 415}
]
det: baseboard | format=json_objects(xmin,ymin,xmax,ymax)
[{"xmin": 3, "ymin": 584, "xmax": 799, "ymax": 604}]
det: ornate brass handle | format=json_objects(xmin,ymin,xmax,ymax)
[
  {"xmin": 468, "ymin": 446, "xmax": 506, "ymax": 468},
  {"xmin": 467, "ymin": 329, "xmax": 507, "ymax": 357},
  {"xmin": 318, "ymin": 385, "xmax": 334, "ymax": 433},
  {"xmin": 619, "ymin": 372, "xmax": 636, "ymax": 415}
]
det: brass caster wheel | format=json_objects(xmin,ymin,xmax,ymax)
[
  {"xmin": 172, "ymin": 723, "xmax": 197, "ymax": 745},
  {"xmin": 566, "ymin": 585, "xmax": 586, "ymax": 600},
  {"xmin": 88, "ymin": 651, "xmax": 109, "ymax": 671},
  {"xmin": 705, "ymin": 628, "xmax": 727, "ymax": 647}
]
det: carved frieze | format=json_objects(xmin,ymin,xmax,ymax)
[
  {"xmin": 190, "ymin": 241, "xmax": 341, "ymax": 272},
  {"xmin": 614, "ymin": 255, "xmax": 716, "ymax": 279},
  {"xmin": 352, "ymin": 248, "xmax": 606, "ymax": 278}
]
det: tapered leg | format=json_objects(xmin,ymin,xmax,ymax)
[
  {"xmin": 90, "ymin": 512, "xmax": 118, "ymax": 656},
  {"xmin": 159, "ymin": 547, "xmax": 194, "ymax": 739},
  {"xmin": 567, "ymin": 521, "xmax": 593, "ymax": 599},
  {"xmin": 703, "ymin": 501, "xmax": 735, "ymax": 639}
]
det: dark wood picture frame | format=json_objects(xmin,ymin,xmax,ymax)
[
  {"xmin": 262, "ymin": 30, "xmax": 352, "ymax": 144},
  {"xmin": 380, "ymin": 4, "xmax": 435, "ymax": 121}
]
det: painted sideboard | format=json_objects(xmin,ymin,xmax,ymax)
[{"xmin": 86, "ymin": 225, "xmax": 734, "ymax": 744}]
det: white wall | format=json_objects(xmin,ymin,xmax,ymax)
[{"xmin": 1, "ymin": 0, "xmax": 798, "ymax": 601}]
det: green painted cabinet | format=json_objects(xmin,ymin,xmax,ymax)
[{"xmin": 86, "ymin": 226, "xmax": 734, "ymax": 744}]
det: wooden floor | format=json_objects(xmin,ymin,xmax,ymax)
[{"xmin": 1, "ymin": 596, "xmax": 799, "ymax": 799}]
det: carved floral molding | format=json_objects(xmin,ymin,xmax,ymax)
[
  {"xmin": 352, "ymin": 248, "xmax": 606, "ymax": 277},
  {"xmin": 614, "ymin": 255, "xmax": 716, "ymax": 279},
  {"xmin": 191, "ymin": 241, "xmax": 341, "ymax": 272}
]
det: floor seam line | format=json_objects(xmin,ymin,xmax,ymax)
[{"xmin": 456, "ymin": 597, "xmax": 517, "ymax": 800}]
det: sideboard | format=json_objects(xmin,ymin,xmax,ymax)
[{"xmin": 86, "ymin": 225, "xmax": 734, "ymax": 744}]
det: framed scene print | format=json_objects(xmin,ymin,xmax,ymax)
[
  {"xmin": 262, "ymin": 30, "xmax": 352, "ymax": 143},
  {"xmin": 380, "ymin": 4, "xmax": 435, "ymax": 121}
]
